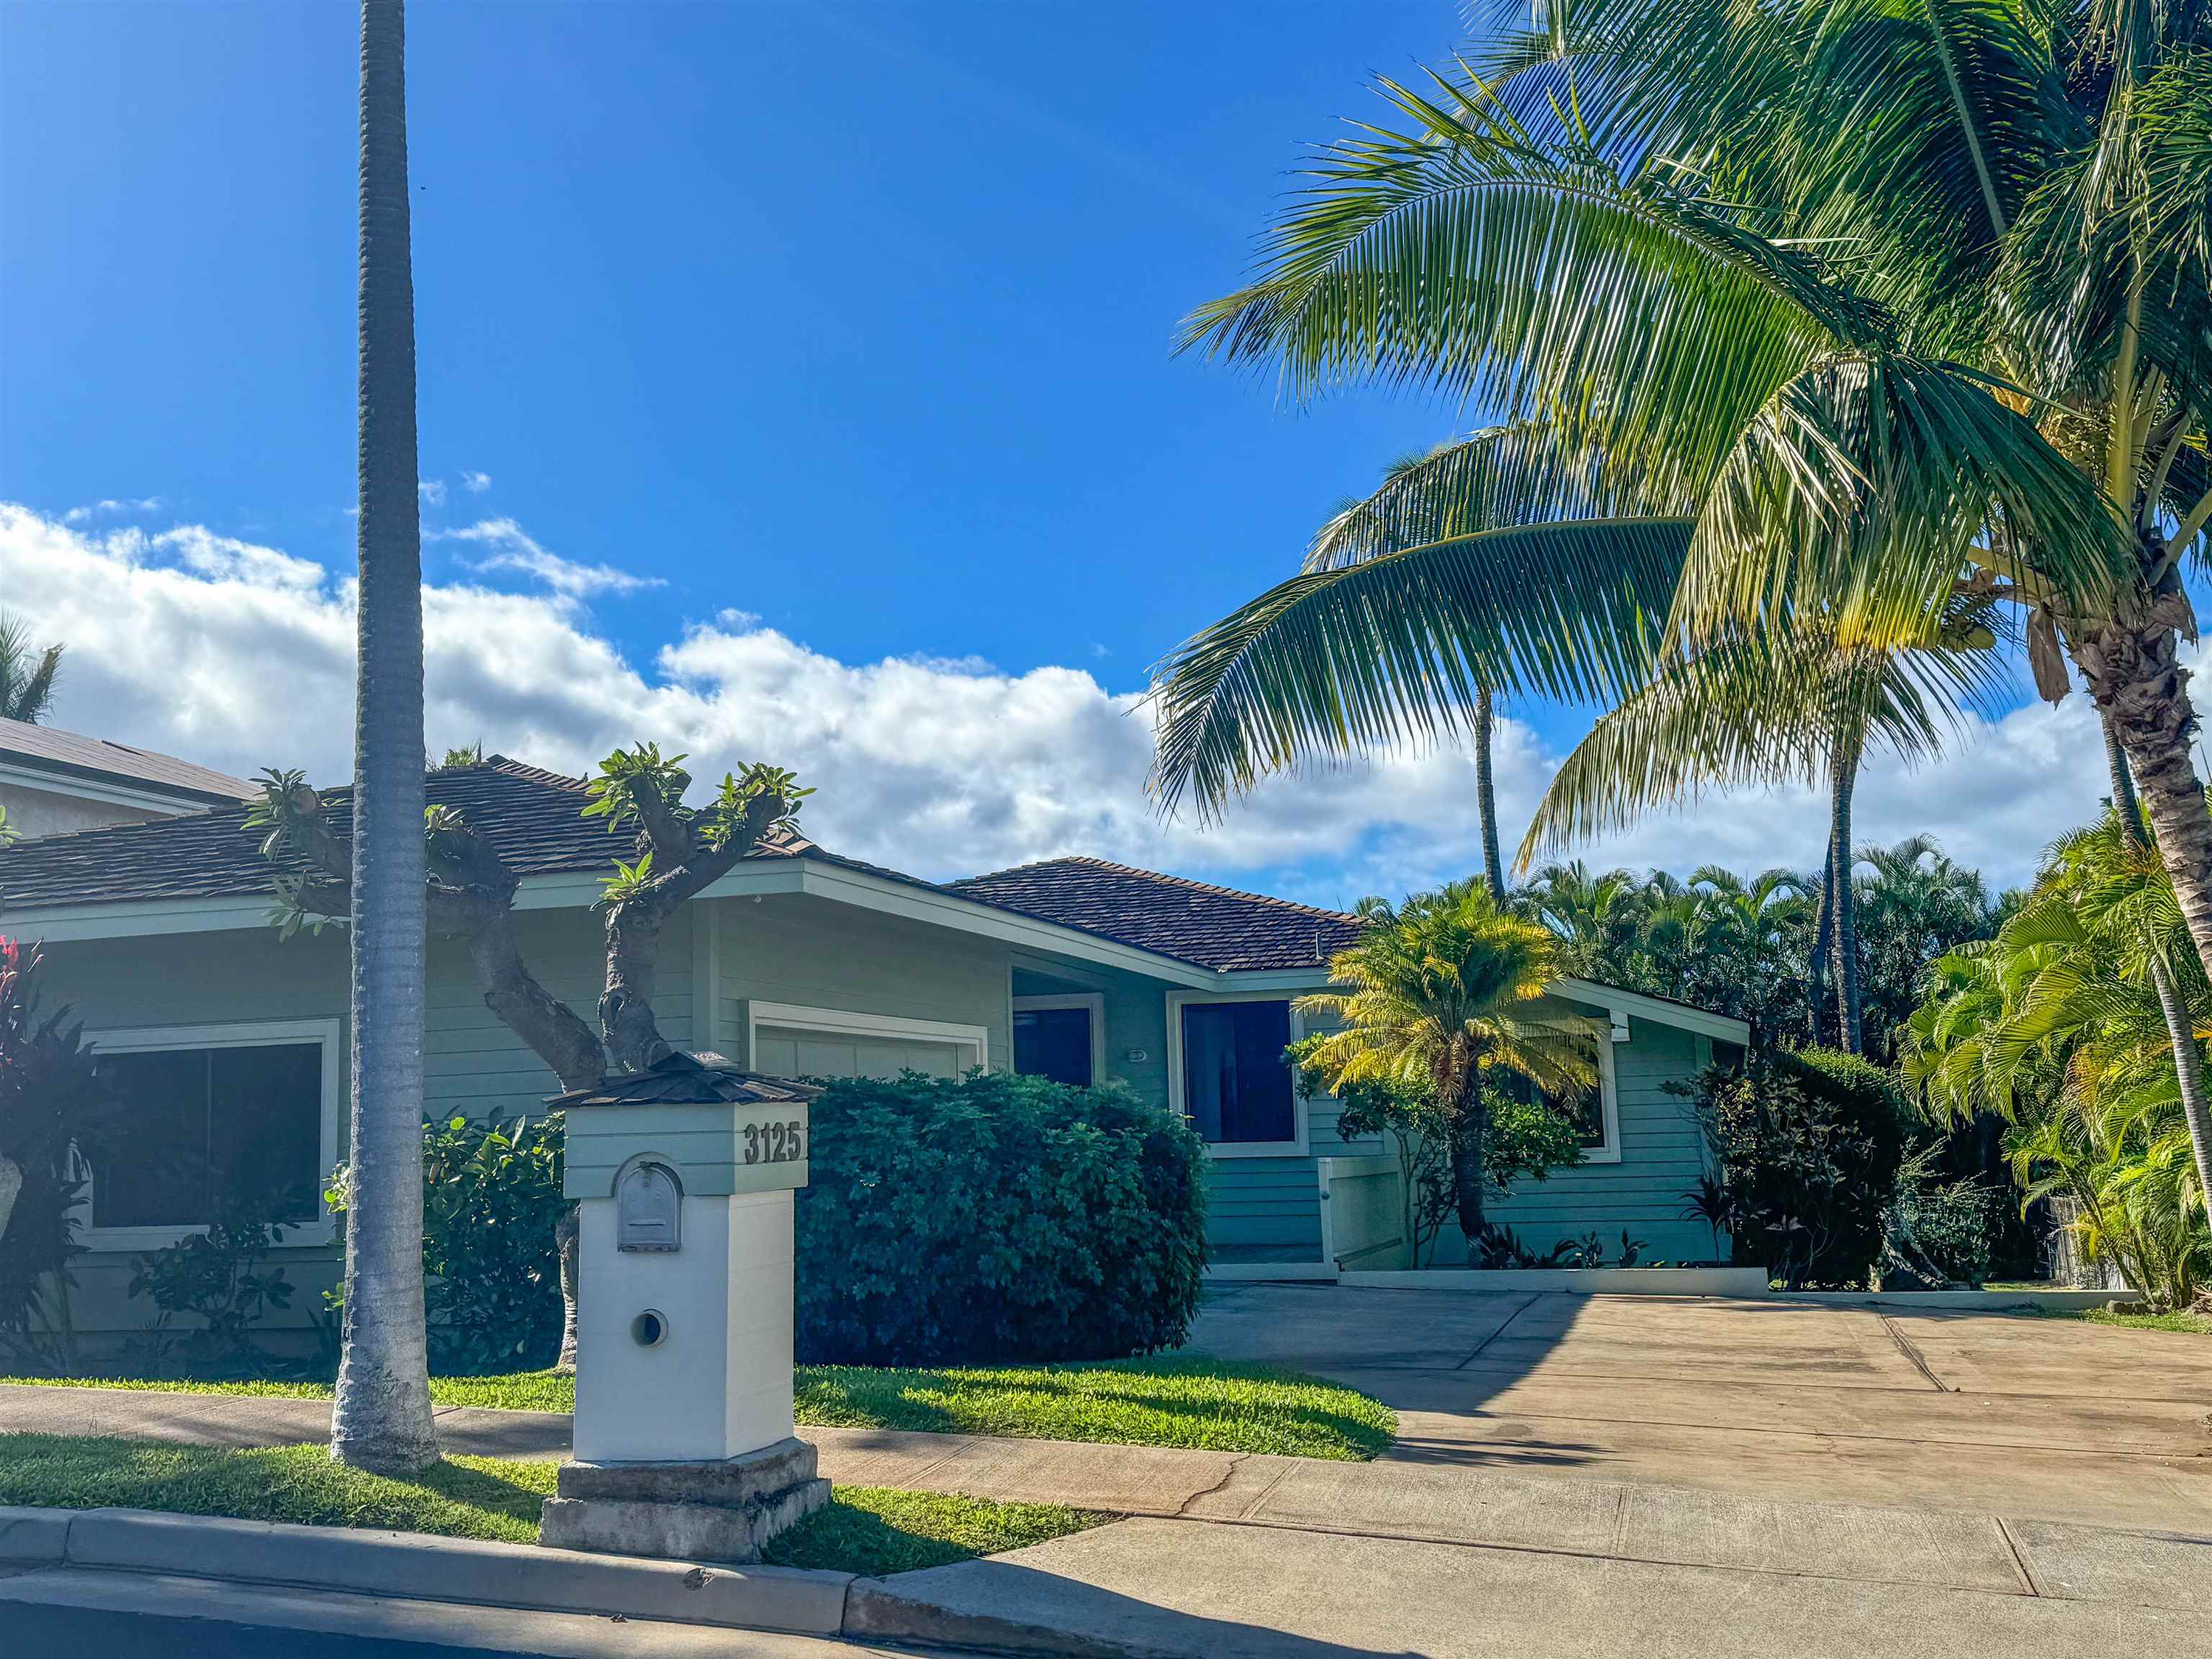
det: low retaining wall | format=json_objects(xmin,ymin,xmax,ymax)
[
  {"xmin": 1336, "ymin": 1265, "xmax": 1773, "ymax": 1296},
  {"xmin": 1779, "ymin": 1287, "xmax": 2134, "ymax": 1313}
]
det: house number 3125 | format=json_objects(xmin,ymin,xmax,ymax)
[{"xmin": 742, "ymin": 1120, "xmax": 804, "ymax": 1165}]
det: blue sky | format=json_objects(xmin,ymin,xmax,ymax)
[
  {"xmin": 0, "ymin": 1, "xmax": 2135, "ymax": 902},
  {"xmin": 7, "ymin": 1, "xmax": 1467, "ymax": 690}
]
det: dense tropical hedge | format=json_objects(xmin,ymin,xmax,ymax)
[{"xmin": 795, "ymin": 1071, "xmax": 1207, "ymax": 1365}]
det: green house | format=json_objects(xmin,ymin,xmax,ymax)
[{"xmin": 0, "ymin": 756, "xmax": 1745, "ymax": 1336}]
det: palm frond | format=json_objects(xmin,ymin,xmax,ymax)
[{"xmin": 1147, "ymin": 518, "xmax": 1687, "ymax": 819}]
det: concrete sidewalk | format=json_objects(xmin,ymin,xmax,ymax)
[{"xmin": 1, "ymin": 1380, "xmax": 2207, "ymax": 1655}]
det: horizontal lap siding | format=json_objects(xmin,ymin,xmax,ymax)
[
  {"xmin": 1433, "ymin": 1020, "xmax": 1714, "ymax": 1265},
  {"xmin": 425, "ymin": 906, "xmax": 681, "ymax": 1121},
  {"xmin": 1206, "ymin": 1157, "xmax": 1322, "ymax": 1257},
  {"xmin": 711, "ymin": 895, "xmax": 1011, "ymax": 1068}
]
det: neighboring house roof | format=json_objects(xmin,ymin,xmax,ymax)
[
  {"xmin": 950, "ymin": 857, "xmax": 1363, "ymax": 974},
  {"xmin": 0, "ymin": 717, "xmax": 257, "ymax": 810}
]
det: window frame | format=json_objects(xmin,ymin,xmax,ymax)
[
  {"xmin": 742, "ymin": 1000, "xmax": 989, "ymax": 1076},
  {"xmin": 1545, "ymin": 1013, "xmax": 1622, "ymax": 1164},
  {"xmin": 1165, "ymin": 989, "xmax": 1310, "ymax": 1159},
  {"xmin": 1011, "ymin": 992, "xmax": 1106, "ymax": 1089},
  {"xmin": 81, "ymin": 1017, "xmax": 343, "ymax": 1251}
]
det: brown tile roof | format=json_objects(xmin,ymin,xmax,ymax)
[
  {"xmin": 0, "ymin": 758, "xmax": 1357, "ymax": 974},
  {"xmin": 0, "ymin": 717, "xmax": 256, "ymax": 806},
  {"xmin": 948, "ymin": 856, "xmax": 1362, "ymax": 973}
]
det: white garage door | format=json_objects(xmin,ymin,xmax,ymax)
[{"xmin": 752, "ymin": 1025, "xmax": 970, "ymax": 1081}]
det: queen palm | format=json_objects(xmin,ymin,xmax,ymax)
[
  {"xmin": 1522, "ymin": 597, "xmax": 2002, "ymax": 1051},
  {"xmin": 1158, "ymin": 10, "xmax": 2212, "ymax": 988},
  {"xmin": 1295, "ymin": 878, "xmax": 1594, "ymax": 1240},
  {"xmin": 332, "ymin": 0, "xmax": 437, "ymax": 1475}
]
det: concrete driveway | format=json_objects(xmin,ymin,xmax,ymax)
[{"xmin": 1187, "ymin": 1284, "xmax": 2212, "ymax": 1532}]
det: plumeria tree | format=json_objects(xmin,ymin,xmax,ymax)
[{"xmin": 251, "ymin": 745, "xmax": 807, "ymax": 1370}]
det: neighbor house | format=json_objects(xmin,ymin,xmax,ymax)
[
  {"xmin": 0, "ymin": 756, "xmax": 1745, "ymax": 1337},
  {"xmin": 0, "ymin": 717, "xmax": 257, "ymax": 840}
]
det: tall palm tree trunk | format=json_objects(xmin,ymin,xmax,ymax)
[
  {"xmin": 2078, "ymin": 605, "xmax": 2212, "ymax": 1005},
  {"xmin": 1827, "ymin": 739, "xmax": 1863, "ymax": 1055},
  {"xmin": 2098, "ymin": 709, "xmax": 2212, "ymax": 1231},
  {"xmin": 332, "ymin": 0, "xmax": 437, "ymax": 1476},
  {"xmin": 1809, "ymin": 836, "xmax": 1833, "ymax": 1045},
  {"xmin": 1473, "ymin": 684, "xmax": 1505, "ymax": 895},
  {"xmin": 1450, "ymin": 1084, "xmax": 1490, "ymax": 1244}
]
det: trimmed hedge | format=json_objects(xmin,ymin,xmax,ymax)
[{"xmin": 795, "ymin": 1071, "xmax": 1207, "ymax": 1365}]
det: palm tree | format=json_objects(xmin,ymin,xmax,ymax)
[
  {"xmin": 1522, "ymin": 598, "xmax": 2002, "ymax": 1051},
  {"xmin": 0, "ymin": 613, "xmax": 62, "ymax": 724},
  {"xmin": 331, "ymin": 0, "xmax": 436, "ymax": 1475},
  {"xmin": 1851, "ymin": 836, "xmax": 1997, "ymax": 1058},
  {"xmin": 1296, "ymin": 428, "xmax": 1655, "ymax": 889},
  {"xmin": 1295, "ymin": 878, "xmax": 1593, "ymax": 1240},
  {"xmin": 1165, "ymin": 13, "xmax": 2212, "ymax": 993}
]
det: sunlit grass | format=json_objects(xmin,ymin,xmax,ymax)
[{"xmin": 2, "ymin": 1356, "xmax": 1395, "ymax": 1459}]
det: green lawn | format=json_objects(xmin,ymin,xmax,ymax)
[
  {"xmin": 1, "ymin": 1356, "xmax": 1394, "ymax": 1460},
  {"xmin": 0, "ymin": 1433, "xmax": 1101, "ymax": 1575},
  {"xmin": 2046, "ymin": 1305, "xmax": 2212, "ymax": 1336}
]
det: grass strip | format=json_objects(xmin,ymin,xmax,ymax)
[
  {"xmin": 0, "ymin": 1432, "xmax": 1105, "ymax": 1575},
  {"xmin": 3, "ymin": 1355, "xmax": 1395, "ymax": 1460}
]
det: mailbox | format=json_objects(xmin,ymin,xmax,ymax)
[{"xmin": 615, "ymin": 1159, "xmax": 682, "ymax": 1252}]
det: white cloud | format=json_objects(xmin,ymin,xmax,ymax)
[
  {"xmin": 60, "ymin": 497, "xmax": 163, "ymax": 525},
  {"xmin": 434, "ymin": 518, "xmax": 662, "ymax": 600},
  {"xmin": 461, "ymin": 471, "xmax": 492, "ymax": 493},
  {"xmin": 418, "ymin": 479, "xmax": 448, "ymax": 508},
  {"xmin": 0, "ymin": 502, "xmax": 2136, "ymax": 903}
]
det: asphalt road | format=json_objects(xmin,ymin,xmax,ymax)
[{"xmin": 12, "ymin": 1601, "xmax": 550, "ymax": 1657}]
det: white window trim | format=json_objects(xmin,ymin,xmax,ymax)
[
  {"xmin": 743, "ymin": 1000, "xmax": 989, "ymax": 1073},
  {"xmin": 81, "ymin": 1017, "xmax": 343, "ymax": 1251},
  {"xmin": 1580, "ymin": 1020, "xmax": 1623, "ymax": 1164},
  {"xmin": 1012, "ymin": 993, "xmax": 1106, "ymax": 1087},
  {"xmin": 1166, "ymin": 989, "xmax": 1310, "ymax": 1159}
]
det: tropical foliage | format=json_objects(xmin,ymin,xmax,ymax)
[
  {"xmin": 1294, "ymin": 880, "xmax": 1595, "ymax": 1239},
  {"xmin": 1903, "ymin": 813, "xmax": 2212, "ymax": 1308},
  {"xmin": 795, "ymin": 1071, "xmax": 1208, "ymax": 1365},
  {"xmin": 1523, "ymin": 841, "xmax": 1999, "ymax": 1058},
  {"xmin": 0, "ymin": 612, "xmax": 62, "ymax": 726},
  {"xmin": 1290, "ymin": 1033, "xmax": 1585, "ymax": 1267},
  {"xmin": 0, "ymin": 938, "xmax": 120, "ymax": 1372},
  {"xmin": 1690, "ymin": 1048, "xmax": 1912, "ymax": 1289}
]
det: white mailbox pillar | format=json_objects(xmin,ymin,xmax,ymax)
[{"xmin": 538, "ymin": 1060, "xmax": 827, "ymax": 1565}]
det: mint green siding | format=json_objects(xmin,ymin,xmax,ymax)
[{"xmin": 1437, "ymin": 1019, "xmax": 1717, "ymax": 1265}]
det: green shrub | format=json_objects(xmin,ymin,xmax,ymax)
[
  {"xmin": 1292, "ymin": 1037, "xmax": 1583, "ymax": 1268},
  {"xmin": 795, "ymin": 1071, "xmax": 1206, "ymax": 1365},
  {"xmin": 127, "ymin": 1202, "xmax": 296, "ymax": 1368},
  {"xmin": 327, "ymin": 1113, "xmax": 567, "ymax": 1374},
  {"xmin": 1879, "ymin": 1143, "xmax": 2003, "ymax": 1288},
  {"xmin": 1692, "ymin": 1047, "xmax": 1910, "ymax": 1289}
]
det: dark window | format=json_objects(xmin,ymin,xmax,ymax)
[
  {"xmin": 1014, "ymin": 1006, "xmax": 1092, "ymax": 1088},
  {"xmin": 95, "ymin": 1043, "xmax": 323, "ymax": 1228},
  {"xmin": 1496, "ymin": 1031, "xmax": 1608, "ymax": 1149},
  {"xmin": 1180, "ymin": 1000, "xmax": 1295, "ymax": 1144}
]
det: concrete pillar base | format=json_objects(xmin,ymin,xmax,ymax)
[{"xmin": 539, "ymin": 1436, "xmax": 830, "ymax": 1565}]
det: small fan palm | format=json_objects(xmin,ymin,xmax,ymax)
[{"xmin": 1296, "ymin": 878, "xmax": 1594, "ymax": 1240}]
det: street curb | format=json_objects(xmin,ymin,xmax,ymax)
[
  {"xmin": 5, "ymin": 1505, "xmax": 853, "ymax": 1635},
  {"xmin": 845, "ymin": 1573, "xmax": 1156, "ymax": 1659}
]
